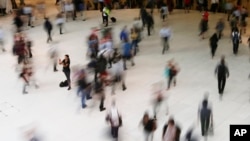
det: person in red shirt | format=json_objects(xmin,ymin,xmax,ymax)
[
  {"xmin": 202, "ymin": 10, "xmax": 209, "ymax": 21},
  {"xmin": 184, "ymin": 0, "xmax": 191, "ymax": 13}
]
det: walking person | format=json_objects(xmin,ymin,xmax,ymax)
[
  {"xmin": 139, "ymin": 7, "xmax": 147, "ymax": 28},
  {"xmin": 159, "ymin": 23, "xmax": 172, "ymax": 54},
  {"xmin": 165, "ymin": 60, "xmax": 179, "ymax": 90},
  {"xmin": 13, "ymin": 11, "xmax": 24, "ymax": 33},
  {"xmin": 44, "ymin": 18, "xmax": 53, "ymax": 43},
  {"xmin": 162, "ymin": 118, "xmax": 177, "ymax": 141},
  {"xmin": 55, "ymin": 12, "xmax": 65, "ymax": 35},
  {"xmin": 146, "ymin": 13, "xmax": 154, "ymax": 36},
  {"xmin": 160, "ymin": 2, "xmax": 168, "ymax": 21},
  {"xmin": 94, "ymin": 75, "xmax": 106, "ymax": 111},
  {"xmin": 198, "ymin": 98, "xmax": 213, "ymax": 137},
  {"xmin": 184, "ymin": 0, "xmax": 191, "ymax": 13},
  {"xmin": 0, "ymin": 26, "xmax": 6, "ymax": 52},
  {"xmin": 215, "ymin": 56, "xmax": 229, "ymax": 99},
  {"xmin": 199, "ymin": 10, "xmax": 209, "ymax": 39},
  {"xmin": 130, "ymin": 27, "xmax": 139, "ymax": 56},
  {"xmin": 140, "ymin": 112, "xmax": 157, "ymax": 141},
  {"xmin": 231, "ymin": 28, "xmax": 241, "ymax": 55},
  {"xmin": 209, "ymin": 33, "xmax": 219, "ymax": 58},
  {"xmin": 215, "ymin": 18, "xmax": 225, "ymax": 39},
  {"xmin": 121, "ymin": 39, "xmax": 135, "ymax": 70},
  {"xmin": 106, "ymin": 100, "xmax": 122, "ymax": 140},
  {"xmin": 59, "ymin": 54, "xmax": 71, "ymax": 90},
  {"xmin": 48, "ymin": 41, "xmax": 59, "ymax": 72}
]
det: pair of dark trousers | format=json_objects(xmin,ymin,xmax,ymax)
[
  {"xmin": 99, "ymin": 2, "xmax": 104, "ymax": 12},
  {"xmin": 63, "ymin": 70, "xmax": 71, "ymax": 86},
  {"xmin": 218, "ymin": 76, "xmax": 226, "ymax": 94},
  {"xmin": 147, "ymin": 24, "xmax": 153, "ymax": 36},
  {"xmin": 233, "ymin": 43, "xmax": 239, "ymax": 54},
  {"xmin": 111, "ymin": 126, "xmax": 119, "ymax": 138},
  {"xmin": 162, "ymin": 37, "xmax": 169, "ymax": 54},
  {"xmin": 47, "ymin": 30, "xmax": 52, "ymax": 42},
  {"xmin": 168, "ymin": 74, "xmax": 176, "ymax": 89},
  {"xmin": 103, "ymin": 16, "xmax": 108, "ymax": 26},
  {"xmin": 58, "ymin": 23, "xmax": 63, "ymax": 34},
  {"xmin": 210, "ymin": 44, "xmax": 217, "ymax": 57},
  {"xmin": 201, "ymin": 118, "xmax": 210, "ymax": 136},
  {"xmin": 99, "ymin": 95, "xmax": 105, "ymax": 110},
  {"xmin": 210, "ymin": 3, "xmax": 218, "ymax": 13}
]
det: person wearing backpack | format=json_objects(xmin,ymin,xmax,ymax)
[
  {"xmin": 162, "ymin": 118, "xmax": 176, "ymax": 141},
  {"xmin": 141, "ymin": 112, "xmax": 157, "ymax": 141},
  {"xmin": 215, "ymin": 56, "xmax": 229, "ymax": 99},
  {"xmin": 231, "ymin": 28, "xmax": 241, "ymax": 55}
]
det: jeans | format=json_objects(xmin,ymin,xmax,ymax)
[
  {"xmin": 131, "ymin": 40, "xmax": 138, "ymax": 55},
  {"xmin": 63, "ymin": 70, "xmax": 71, "ymax": 87}
]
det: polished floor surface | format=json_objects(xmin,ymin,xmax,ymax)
[{"xmin": 0, "ymin": 2, "xmax": 250, "ymax": 141}]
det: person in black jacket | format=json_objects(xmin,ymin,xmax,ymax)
[
  {"xmin": 215, "ymin": 56, "xmax": 229, "ymax": 99},
  {"xmin": 198, "ymin": 99, "xmax": 213, "ymax": 136},
  {"xmin": 139, "ymin": 7, "xmax": 147, "ymax": 28},
  {"xmin": 44, "ymin": 18, "xmax": 53, "ymax": 43},
  {"xmin": 231, "ymin": 28, "xmax": 241, "ymax": 55},
  {"xmin": 146, "ymin": 13, "xmax": 154, "ymax": 36},
  {"xmin": 13, "ymin": 11, "xmax": 23, "ymax": 33},
  {"xmin": 209, "ymin": 33, "xmax": 219, "ymax": 58}
]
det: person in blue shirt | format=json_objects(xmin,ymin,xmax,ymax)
[
  {"xmin": 121, "ymin": 39, "xmax": 135, "ymax": 70},
  {"xmin": 120, "ymin": 26, "xmax": 129, "ymax": 42}
]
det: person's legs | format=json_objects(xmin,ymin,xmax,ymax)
[
  {"xmin": 235, "ymin": 43, "xmax": 239, "ymax": 54},
  {"xmin": 221, "ymin": 77, "xmax": 226, "ymax": 94},
  {"xmin": 123, "ymin": 57, "xmax": 127, "ymax": 70},
  {"xmin": 81, "ymin": 89, "xmax": 87, "ymax": 108},
  {"xmin": 99, "ymin": 93, "xmax": 106, "ymax": 111},
  {"xmin": 23, "ymin": 82, "xmax": 28, "ymax": 94},
  {"xmin": 53, "ymin": 58, "xmax": 58, "ymax": 71},
  {"xmin": 200, "ymin": 118, "xmax": 206, "ymax": 136},
  {"xmin": 233, "ymin": 43, "xmax": 237, "ymax": 54},
  {"xmin": 64, "ymin": 70, "xmax": 71, "ymax": 89},
  {"xmin": 218, "ymin": 77, "xmax": 222, "ymax": 94},
  {"xmin": 167, "ymin": 75, "xmax": 173, "ymax": 89},
  {"xmin": 147, "ymin": 25, "xmax": 151, "ymax": 36},
  {"xmin": 121, "ymin": 72, "xmax": 126, "ymax": 90}
]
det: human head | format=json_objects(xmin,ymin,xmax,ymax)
[
  {"xmin": 220, "ymin": 55, "xmax": 225, "ymax": 65},
  {"xmin": 65, "ymin": 54, "xmax": 69, "ymax": 60},
  {"xmin": 168, "ymin": 118, "xmax": 175, "ymax": 126}
]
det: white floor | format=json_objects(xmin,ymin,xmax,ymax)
[{"xmin": 0, "ymin": 3, "xmax": 250, "ymax": 141}]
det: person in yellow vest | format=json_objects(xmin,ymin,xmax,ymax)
[{"xmin": 102, "ymin": 6, "xmax": 110, "ymax": 27}]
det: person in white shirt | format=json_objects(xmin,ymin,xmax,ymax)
[
  {"xmin": 0, "ymin": 26, "xmax": 6, "ymax": 52},
  {"xmin": 106, "ymin": 100, "xmax": 122, "ymax": 140},
  {"xmin": 160, "ymin": 3, "xmax": 168, "ymax": 22},
  {"xmin": 159, "ymin": 24, "xmax": 172, "ymax": 54}
]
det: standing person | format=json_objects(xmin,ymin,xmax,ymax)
[
  {"xmin": 215, "ymin": 56, "xmax": 229, "ymax": 99},
  {"xmin": 209, "ymin": 33, "xmax": 219, "ymax": 58},
  {"xmin": 159, "ymin": 23, "xmax": 172, "ymax": 54},
  {"xmin": 231, "ymin": 28, "xmax": 241, "ymax": 55},
  {"xmin": 121, "ymin": 39, "xmax": 135, "ymax": 70},
  {"xmin": 140, "ymin": 112, "xmax": 157, "ymax": 141},
  {"xmin": 160, "ymin": 2, "xmax": 168, "ymax": 21},
  {"xmin": 184, "ymin": 0, "xmax": 191, "ymax": 13},
  {"xmin": 13, "ymin": 11, "xmax": 24, "ymax": 33},
  {"xmin": 146, "ymin": 13, "xmax": 154, "ymax": 36},
  {"xmin": 55, "ymin": 12, "xmax": 65, "ymax": 35},
  {"xmin": 106, "ymin": 101, "xmax": 122, "ymax": 140},
  {"xmin": 0, "ymin": 26, "xmax": 6, "ymax": 52},
  {"xmin": 162, "ymin": 118, "xmax": 176, "ymax": 141},
  {"xmin": 225, "ymin": 1, "xmax": 233, "ymax": 21},
  {"xmin": 44, "ymin": 18, "xmax": 53, "ymax": 43},
  {"xmin": 102, "ymin": 6, "xmax": 110, "ymax": 27},
  {"xmin": 139, "ymin": 7, "xmax": 147, "ymax": 28},
  {"xmin": 215, "ymin": 18, "xmax": 225, "ymax": 39},
  {"xmin": 59, "ymin": 54, "xmax": 71, "ymax": 90},
  {"xmin": 130, "ymin": 27, "xmax": 139, "ymax": 55},
  {"xmin": 198, "ymin": 98, "xmax": 213, "ymax": 136}
]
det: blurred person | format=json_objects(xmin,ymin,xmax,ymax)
[
  {"xmin": 160, "ymin": 23, "xmax": 172, "ymax": 54},
  {"xmin": 215, "ymin": 56, "xmax": 229, "ymax": 99},
  {"xmin": 121, "ymin": 39, "xmax": 135, "ymax": 70},
  {"xmin": 231, "ymin": 28, "xmax": 241, "ymax": 55},
  {"xmin": 165, "ymin": 60, "xmax": 179, "ymax": 90},
  {"xmin": 160, "ymin": 2, "xmax": 168, "ymax": 21},
  {"xmin": 13, "ymin": 11, "xmax": 24, "ymax": 32},
  {"xmin": 199, "ymin": 10, "xmax": 209, "ymax": 39},
  {"xmin": 184, "ymin": 0, "xmax": 191, "ymax": 13},
  {"xmin": 109, "ymin": 53, "xmax": 127, "ymax": 94},
  {"xmin": 209, "ymin": 32, "xmax": 219, "ymax": 58},
  {"xmin": 0, "ymin": 26, "xmax": 6, "ymax": 52},
  {"xmin": 64, "ymin": 1, "xmax": 74, "ymax": 21},
  {"xmin": 106, "ymin": 100, "xmax": 122, "ymax": 140},
  {"xmin": 44, "ymin": 18, "xmax": 53, "ymax": 43},
  {"xmin": 167, "ymin": 0, "xmax": 174, "ymax": 14},
  {"xmin": 19, "ymin": 60, "xmax": 39, "ymax": 94},
  {"xmin": 198, "ymin": 98, "xmax": 213, "ymax": 136},
  {"xmin": 37, "ymin": 1, "xmax": 46, "ymax": 18},
  {"xmin": 48, "ymin": 41, "xmax": 59, "ymax": 72},
  {"xmin": 77, "ymin": 69, "xmax": 92, "ymax": 108},
  {"xmin": 55, "ymin": 0, "xmax": 60, "ymax": 5},
  {"xmin": 210, "ymin": 0, "xmax": 218, "ymax": 13},
  {"xmin": 140, "ymin": 112, "xmax": 157, "ymax": 141},
  {"xmin": 87, "ymin": 30, "xmax": 99, "ymax": 59},
  {"xmin": 139, "ymin": 7, "xmax": 147, "ymax": 28},
  {"xmin": 185, "ymin": 126, "xmax": 199, "ymax": 141},
  {"xmin": 55, "ymin": 12, "xmax": 65, "ymax": 35},
  {"xmin": 120, "ymin": 26, "xmax": 129, "ymax": 43},
  {"xmin": 146, "ymin": 13, "xmax": 154, "ymax": 36},
  {"xmin": 72, "ymin": 0, "xmax": 86, "ymax": 21},
  {"xmin": 130, "ymin": 27, "xmax": 139, "ymax": 56},
  {"xmin": 59, "ymin": 54, "xmax": 71, "ymax": 90},
  {"xmin": 225, "ymin": 1, "xmax": 233, "ymax": 21},
  {"xmin": 22, "ymin": 4, "xmax": 34, "ymax": 28},
  {"xmin": 230, "ymin": 15, "xmax": 238, "ymax": 32},
  {"xmin": 13, "ymin": 35, "xmax": 28, "ymax": 65},
  {"xmin": 99, "ymin": 0, "xmax": 104, "ymax": 12},
  {"xmin": 240, "ymin": 6, "xmax": 247, "ymax": 34},
  {"xmin": 215, "ymin": 18, "xmax": 225, "ymax": 39},
  {"xmin": 162, "ymin": 118, "xmax": 176, "ymax": 141},
  {"xmin": 93, "ymin": 75, "xmax": 106, "ymax": 111}
]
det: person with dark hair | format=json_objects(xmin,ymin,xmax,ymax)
[
  {"xmin": 141, "ymin": 112, "xmax": 157, "ymax": 141},
  {"xmin": 146, "ymin": 13, "xmax": 154, "ymax": 36},
  {"xmin": 209, "ymin": 33, "xmax": 219, "ymax": 58},
  {"xmin": 162, "ymin": 118, "xmax": 176, "ymax": 141},
  {"xmin": 59, "ymin": 54, "xmax": 71, "ymax": 90},
  {"xmin": 43, "ymin": 18, "xmax": 53, "ymax": 43},
  {"xmin": 198, "ymin": 99, "xmax": 213, "ymax": 136},
  {"xmin": 215, "ymin": 56, "xmax": 229, "ymax": 99}
]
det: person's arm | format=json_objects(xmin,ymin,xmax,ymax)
[{"xmin": 226, "ymin": 66, "xmax": 229, "ymax": 78}]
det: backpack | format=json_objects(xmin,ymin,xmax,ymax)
[{"xmin": 59, "ymin": 80, "xmax": 68, "ymax": 87}]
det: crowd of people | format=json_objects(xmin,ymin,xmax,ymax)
[{"xmin": 0, "ymin": 0, "xmax": 249, "ymax": 141}]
